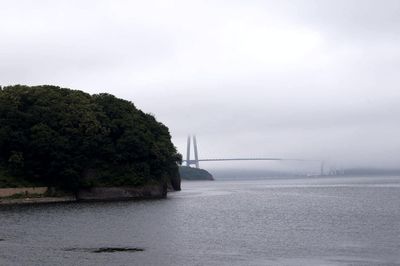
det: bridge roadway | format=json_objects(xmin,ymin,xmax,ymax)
[
  {"xmin": 182, "ymin": 157, "xmax": 324, "ymax": 175},
  {"xmin": 183, "ymin": 158, "xmax": 282, "ymax": 162},
  {"xmin": 183, "ymin": 136, "xmax": 324, "ymax": 172},
  {"xmin": 182, "ymin": 158, "xmax": 321, "ymax": 163}
]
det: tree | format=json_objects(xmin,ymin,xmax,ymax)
[{"xmin": 0, "ymin": 85, "xmax": 181, "ymax": 191}]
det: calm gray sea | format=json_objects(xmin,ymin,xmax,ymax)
[{"xmin": 1, "ymin": 176, "xmax": 400, "ymax": 266}]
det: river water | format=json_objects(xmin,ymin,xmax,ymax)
[{"xmin": 1, "ymin": 176, "xmax": 400, "ymax": 266}]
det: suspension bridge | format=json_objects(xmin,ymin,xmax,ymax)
[{"xmin": 181, "ymin": 135, "xmax": 325, "ymax": 175}]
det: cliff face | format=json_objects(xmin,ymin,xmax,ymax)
[
  {"xmin": 77, "ymin": 184, "xmax": 167, "ymax": 201},
  {"xmin": 169, "ymin": 175, "xmax": 181, "ymax": 191},
  {"xmin": 1, "ymin": 183, "xmax": 172, "ymax": 205}
]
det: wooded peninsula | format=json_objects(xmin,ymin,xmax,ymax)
[{"xmin": 0, "ymin": 85, "xmax": 182, "ymax": 200}]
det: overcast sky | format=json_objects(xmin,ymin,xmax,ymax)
[{"xmin": 1, "ymin": 0, "xmax": 399, "ymax": 171}]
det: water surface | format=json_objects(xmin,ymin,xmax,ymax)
[{"xmin": 1, "ymin": 176, "xmax": 399, "ymax": 265}]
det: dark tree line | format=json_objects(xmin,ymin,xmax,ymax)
[{"xmin": 0, "ymin": 85, "xmax": 181, "ymax": 191}]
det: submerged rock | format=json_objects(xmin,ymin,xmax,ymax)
[
  {"xmin": 92, "ymin": 247, "xmax": 144, "ymax": 253},
  {"xmin": 65, "ymin": 247, "xmax": 145, "ymax": 253}
]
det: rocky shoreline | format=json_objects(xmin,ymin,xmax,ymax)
[
  {"xmin": 0, "ymin": 184, "xmax": 170, "ymax": 205},
  {"xmin": 76, "ymin": 184, "xmax": 167, "ymax": 201},
  {"xmin": 0, "ymin": 196, "xmax": 76, "ymax": 205}
]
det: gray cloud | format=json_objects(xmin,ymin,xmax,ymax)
[{"xmin": 1, "ymin": 0, "xmax": 399, "ymax": 171}]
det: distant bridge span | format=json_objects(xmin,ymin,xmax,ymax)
[
  {"xmin": 191, "ymin": 158, "xmax": 284, "ymax": 162},
  {"xmin": 182, "ymin": 158, "xmax": 319, "ymax": 162},
  {"xmin": 183, "ymin": 135, "xmax": 324, "ymax": 174},
  {"xmin": 181, "ymin": 157, "xmax": 284, "ymax": 165}
]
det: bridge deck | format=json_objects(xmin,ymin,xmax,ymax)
[{"xmin": 182, "ymin": 158, "xmax": 320, "ymax": 162}]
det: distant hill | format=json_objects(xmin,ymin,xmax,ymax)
[
  {"xmin": 209, "ymin": 168, "xmax": 295, "ymax": 179},
  {"xmin": 179, "ymin": 166, "xmax": 214, "ymax": 180},
  {"xmin": 206, "ymin": 168, "xmax": 400, "ymax": 179},
  {"xmin": 341, "ymin": 168, "xmax": 400, "ymax": 176}
]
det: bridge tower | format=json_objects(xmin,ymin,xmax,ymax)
[
  {"xmin": 186, "ymin": 135, "xmax": 191, "ymax": 167},
  {"xmin": 320, "ymin": 161, "xmax": 325, "ymax": 176},
  {"xmin": 186, "ymin": 135, "xmax": 200, "ymax": 168}
]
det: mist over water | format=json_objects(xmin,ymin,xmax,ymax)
[{"xmin": 1, "ymin": 176, "xmax": 399, "ymax": 266}]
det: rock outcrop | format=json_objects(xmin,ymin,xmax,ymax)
[{"xmin": 77, "ymin": 184, "xmax": 167, "ymax": 201}]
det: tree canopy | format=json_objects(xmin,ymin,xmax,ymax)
[{"xmin": 0, "ymin": 85, "xmax": 181, "ymax": 191}]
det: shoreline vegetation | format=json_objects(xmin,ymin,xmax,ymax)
[
  {"xmin": 0, "ymin": 85, "xmax": 182, "ymax": 204},
  {"xmin": 179, "ymin": 166, "xmax": 214, "ymax": 180}
]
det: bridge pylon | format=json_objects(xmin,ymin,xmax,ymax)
[{"xmin": 186, "ymin": 135, "xmax": 200, "ymax": 168}]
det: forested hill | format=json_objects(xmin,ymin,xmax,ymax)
[
  {"xmin": 179, "ymin": 166, "xmax": 214, "ymax": 180},
  {"xmin": 0, "ymin": 85, "xmax": 182, "ymax": 191}
]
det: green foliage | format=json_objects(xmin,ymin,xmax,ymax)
[
  {"xmin": 179, "ymin": 166, "xmax": 214, "ymax": 180},
  {"xmin": 0, "ymin": 85, "xmax": 181, "ymax": 191},
  {"xmin": 0, "ymin": 166, "xmax": 39, "ymax": 187}
]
